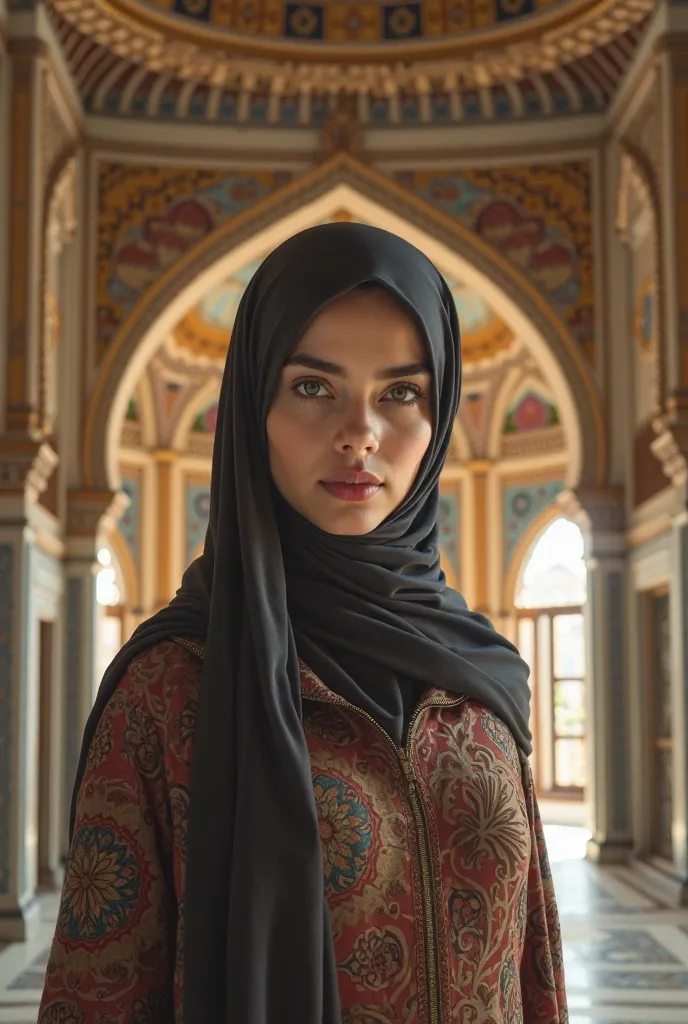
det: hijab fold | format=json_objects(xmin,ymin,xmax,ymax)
[{"xmin": 71, "ymin": 223, "xmax": 531, "ymax": 1024}]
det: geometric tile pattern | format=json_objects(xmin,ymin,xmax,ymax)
[
  {"xmin": 185, "ymin": 483, "xmax": 211, "ymax": 565},
  {"xmin": 502, "ymin": 479, "xmax": 564, "ymax": 570},
  {"xmin": 438, "ymin": 493, "xmax": 460, "ymax": 583}
]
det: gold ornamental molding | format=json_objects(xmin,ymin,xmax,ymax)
[
  {"xmin": 49, "ymin": 0, "xmax": 654, "ymax": 90},
  {"xmin": 0, "ymin": 438, "xmax": 58, "ymax": 504},
  {"xmin": 83, "ymin": 152, "xmax": 606, "ymax": 492},
  {"xmin": 651, "ymin": 391, "xmax": 688, "ymax": 489},
  {"xmin": 66, "ymin": 487, "xmax": 131, "ymax": 539},
  {"xmin": 557, "ymin": 484, "xmax": 626, "ymax": 531},
  {"xmin": 616, "ymin": 140, "xmax": 666, "ymax": 415}
]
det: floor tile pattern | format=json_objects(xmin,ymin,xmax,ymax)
[{"xmin": 1, "ymin": 827, "xmax": 688, "ymax": 1022}]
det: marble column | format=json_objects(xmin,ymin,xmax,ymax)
[
  {"xmin": 0, "ymin": 442, "xmax": 58, "ymax": 941},
  {"xmin": 667, "ymin": 509, "xmax": 688, "ymax": 894},
  {"xmin": 60, "ymin": 544, "xmax": 98, "ymax": 859},
  {"xmin": 643, "ymin": 30, "xmax": 688, "ymax": 903},
  {"xmin": 152, "ymin": 449, "xmax": 181, "ymax": 610},
  {"xmin": 468, "ymin": 459, "xmax": 491, "ymax": 616},
  {"xmin": 559, "ymin": 487, "xmax": 633, "ymax": 863},
  {"xmin": 61, "ymin": 490, "xmax": 129, "ymax": 858}
]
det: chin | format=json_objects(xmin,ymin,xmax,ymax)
[
  {"xmin": 313, "ymin": 507, "xmax": 386, "ymax": 537},
  {"xmin": 326, "ymin": 521, "xmax": 376, "ymax": 537}
]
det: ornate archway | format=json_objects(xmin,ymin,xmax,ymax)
[{"xmin": 83, "ymin": 154, "xmax": 605, "ymax": 493}]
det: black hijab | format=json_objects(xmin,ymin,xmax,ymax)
[{"xmin": 72, "ymin": 223, "xmax": 531, "ymax": 1024}]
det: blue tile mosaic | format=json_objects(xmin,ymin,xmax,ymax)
[{"xmin": 502, "ymin": 480, "xmax": 564, "ymax": 569}]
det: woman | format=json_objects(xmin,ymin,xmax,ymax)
[{"xmin": 39, "ymin": 224, "xmax": 567, "ymax": 1024}]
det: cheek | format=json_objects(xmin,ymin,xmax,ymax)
[
  {"xmin": 388, "ymin": 417, "xmax": 433, "ymax": 482},
  {"xmin": 266, "ymin": 408, "xmax": 317, "ymax": 485}
]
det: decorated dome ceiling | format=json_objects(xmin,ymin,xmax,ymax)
[
  {"xmin": 172, "ymin": 260, "xmax": 515, "ymax": 366},
  {"xmin": 126, "ymin": 0, "xmax": 578, "ymax": 49},
  {"xmin": 51, "ymin": 0, "xmax": 651, "ymax": 97}
]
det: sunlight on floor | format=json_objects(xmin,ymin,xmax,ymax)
[{"xmin": 544, "ymin": 823, "xmax": 592, "ymax": 863}]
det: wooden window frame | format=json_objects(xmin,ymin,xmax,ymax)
[{"xmin": 517, "ymin": 605, "xmax": 586, "ymax": 800}]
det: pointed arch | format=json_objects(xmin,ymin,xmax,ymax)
[
  {"xmin": 488, "ymin": 368, "xmax": 559, "ymax": 460},
  {"xmin": 504, "ymin": 506, "xmax": 569, "ymax": 610},
  {"xmin": 170, "ymin": 378, "xmax": 221, "ymax": 452},
  {"xmin": 83, "ymin": 154, "xmax": 604, "ymax": 492}
]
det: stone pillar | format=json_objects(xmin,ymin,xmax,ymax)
[
  {"xmin": 468, "ymin": 459, "xmax": 491, "ymax": 616},
  {"xmin": 0, "ymin": 440, "xmax": 58, "ymax": 941},
  {"xmin": 152, "ymin": 449, "xmax": 181, "ymax": 610},
  {"xmin": 60, "ymin": 490, "xmax": 129, "ymax": 857},
  {"xmin": 667, "ymin": 509, "xmax": 688, "ymax": 892},
  {"xmin": 4, "ymin": 37, "xmax": 45, "ymax": 436},
  {"xmin": 559, "ymin": 487, "xmax": 633, "ymax": 863},
  {"xmin": 652, "ymin": 39, "xmax": 688, "ymax": 494},
  {"xmin": 61, "ymin": 550, "xmax": 98, "ymax": 859}
]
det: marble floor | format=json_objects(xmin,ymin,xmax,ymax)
[{"xmin": 1, "ymin": 824, "xmax": 688, "ymax": 1023}]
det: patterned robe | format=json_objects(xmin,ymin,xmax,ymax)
[{"xmin": 39, "ymin": 637, "xmax": 568, "ymax": 1024}]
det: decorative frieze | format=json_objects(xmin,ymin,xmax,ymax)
[
  {"xmin": 652, "ymin": 391, "xmax": 688, "ymax": 488},
  {"xmin": 48, "ymin": 0, "xmax": 653, "ymax": 95},
  {"xmin": 558, "ymin": 485, "xmax": 626, "ymax": 536},
  {"xmin": 0, "ymin": 439, "xmax": 57, "ymax": 504},
  {"xmin": 66, "ymin": 488, "xmax": 130, "ymax": 539}
]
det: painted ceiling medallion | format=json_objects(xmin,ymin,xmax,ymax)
[{"xmin": 49, "ymin": 0, "xmax": 653, "ymax": 91}]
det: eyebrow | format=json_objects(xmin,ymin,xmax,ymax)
[{"xmin": 284, "ymin": 354, "xmax": 431, "ymax": 380}]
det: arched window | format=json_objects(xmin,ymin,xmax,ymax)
[
  {"xmin": 515, "ymin": 518, "xmax": 587, "ymax": 798},
  {"xmin": 95, "ymin": 546, "xmax": 125, "ymax": 698}
]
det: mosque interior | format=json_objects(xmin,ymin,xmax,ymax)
[{"xmin": 2, "ymin": 0, "xmax": 688, "ymax": 1019}]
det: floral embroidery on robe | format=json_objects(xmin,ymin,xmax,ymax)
[{"xmin": 39, "ymin": 639, "xmax": 567, "ymax": 1024}]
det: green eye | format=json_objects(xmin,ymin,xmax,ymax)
[
  {"xmin": 295, "ymin": 379, "xmax": 328, "ymax": 400},
  {"xmin": 387, "ymin": 383, "xmax": 425, "ymax": 405}
]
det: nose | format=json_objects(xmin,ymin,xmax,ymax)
[{"xmin": 334, "ymin": 406, "xmax": 380, "ymax": 457}]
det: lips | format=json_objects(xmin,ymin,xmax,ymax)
[
  {"xmin": 320, "ymin": 469, "xmax": 383, "ymax": 503},
  {"xmin": 322, "ymin": 470, "xmax": 382, "ymax": 486}
]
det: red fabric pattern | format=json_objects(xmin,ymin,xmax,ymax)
[{"xmin": 39, "ymin": 639, "xmax": 567, "ymax": 1024}]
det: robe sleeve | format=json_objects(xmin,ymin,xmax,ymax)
[
  {"xmin": 520, "ymin": 760, "xmax": 569, "ymax": 1023},
  {"xmin": 38, "ymin": 641, "xmax": 195, "ymax": 1024}
]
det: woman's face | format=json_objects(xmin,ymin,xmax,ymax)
[{"xmin": 267, "ymin": 288, "xmax": 433, "ymax": 536}]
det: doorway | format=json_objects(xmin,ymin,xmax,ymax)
[
  {"xmin": 645, "ymin": 586, "xmax": 673, "ymax": 867},
  {"xmin": 515, "ymin": 517, "xmax": 587, "ymax": 801}
]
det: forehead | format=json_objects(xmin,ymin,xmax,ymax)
[{"xmin": 296, "ymin": 288, "xmax": 427, "ymax": 357}]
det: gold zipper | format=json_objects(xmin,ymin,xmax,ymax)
[
  {"xmin": 170, "ymin": 637, "xmax": 465, "ymax": 1024},
  {"xmin": 305, "ymin": 687, "xmax": 465, "ymax": 1024},
  {"xmin": 171, "ymin": 636, "xmax": 205, "ymax": 659}
]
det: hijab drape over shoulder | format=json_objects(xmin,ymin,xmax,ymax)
[{"xmin": 72, "ymin": 223, "xmax": 532, "ymax": 1023}]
